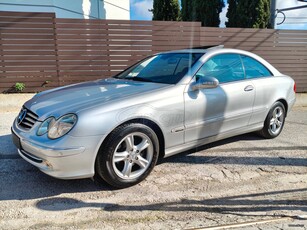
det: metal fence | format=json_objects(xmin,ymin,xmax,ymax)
[{"xmin": 0, "ymin": 11, "xmax": 306, "ymax": 92}]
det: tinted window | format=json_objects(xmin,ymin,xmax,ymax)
[
  {"xmin": 241, "ymin": 55, "xmax": 272, "ymax": 79},
  {"xmin": 196, "ymin": 54, "xmax": 244, "ymax": 83},
  {"xmin": 115, "ymin": 53, "xmax": 203, "ymax": 84}
]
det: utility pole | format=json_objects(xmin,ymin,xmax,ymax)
[{"xmin": 270, "ymin": 0, "xmax": 277, "ymax": 28}]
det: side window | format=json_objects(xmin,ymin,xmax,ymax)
[
  {"xmin": 196, "ymin": 54, "xmax": 244, "ymax": 83},
  {"xmin": 241, "ymin": 55, "xmax": 272, "ymax": 79}
]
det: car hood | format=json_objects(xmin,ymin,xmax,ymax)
[{"xmin": 24, "ymin": 78, "xmax": 170, "ymax": 120}]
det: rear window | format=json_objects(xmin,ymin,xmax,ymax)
[{"xmin": 241, "ymin": 55, "xmax": 272, "ymax": 79}]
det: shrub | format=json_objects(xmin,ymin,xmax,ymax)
[{"xmin": 15, "ymin": 82, "xmax": 25, "ymax": 92}]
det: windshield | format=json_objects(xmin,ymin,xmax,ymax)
[{"xmin": 114, "ymin": 53, "xmax": 203, "ymax": 84}]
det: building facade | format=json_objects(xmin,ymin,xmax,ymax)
[{"xmin": 0, "ymin": 0, "xmax": 130, "ymax": 19}]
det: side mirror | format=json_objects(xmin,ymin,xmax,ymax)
[{"xmin": 192, "ymin": 75, "xmax": 219, "ymax": 91}]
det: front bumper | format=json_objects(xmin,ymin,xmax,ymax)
[{"xmin": 11, "ymin": 119, "xmax": 105, "ymax": 179}]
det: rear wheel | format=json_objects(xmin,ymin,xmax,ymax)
[
  {"xmin": 259, "ymin": 101, "xmax": 286, "ymax": 139},
  {"xmin": 95, "ymin": 123, "xmax": 159, "ymax": 188}
]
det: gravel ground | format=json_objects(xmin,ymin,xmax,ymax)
[{"xmin": 0, "ymin": 98, "xmax": 306, "ymax": 230}]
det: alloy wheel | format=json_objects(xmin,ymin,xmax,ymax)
[
  {"xmin": 269, "ymin": 106, "xmax": 284, "ymax": 135},
  {"xmin": 112, "ymin": 132, "xmax": 153, "ymax": 180}
]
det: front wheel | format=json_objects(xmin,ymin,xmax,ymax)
[
  {"xmin": 258, "ymin": 101, "xmax": 286, "ymax": 139},
  {"xmin": 95, "ymin": 123, "xmax": 159, "ymax": 188}
]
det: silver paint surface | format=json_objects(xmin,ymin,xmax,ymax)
[{"xmin": 11, "ymin": 48, "xmax": 296, "ymax": 179}]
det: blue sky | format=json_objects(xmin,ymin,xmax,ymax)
[
  {"xmin": 130, "ymin": 0, "xmax": 153, "ymax": 20},
  {"xmin": 130, "ymin": 0, "xmax": 307, "ymax": 29},
  {"xmin": 275, "ymin": 0, "xmax": 307, "ymax": 29}
]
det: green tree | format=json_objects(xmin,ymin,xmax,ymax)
[
  {"xmin": 152, "ymin": 0, "xmax": 180, "ymax": 21},
  {"xmin": 181, "ymin": 0, "xmax": 193, "ymax": 21},
  {"xmin": 253, "ymin": 0, "xmax": 271, "ymax": 28},
  {"xmin": 181, "ymin": 0, "xmax": 225, "ymax": 27},
  {"xmin": 195, "ymin": 0, "xmax": 225, "ymax": 27},
  {"xmin": 226, "ymin": 0, "xmax": 270, "ymax": 28},
  {"xmin": 226, "ymin": 0, "xmax": 239, "ymax": 27}
]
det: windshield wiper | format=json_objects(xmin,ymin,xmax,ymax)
[{"xmin": 126, "ymin": 77, "xmax": 153, "ymax": 82}]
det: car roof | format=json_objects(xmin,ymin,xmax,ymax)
[
  {"xmin": 159, "ymin": 45, "xmax": 224, "ymax": 54},
  {"xmin": 160, "ymin": 46, "xmax": 280, "ymax": 75}
]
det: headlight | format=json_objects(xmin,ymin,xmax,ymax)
[
  {"xmin": 48, "ymin": 114, "xmax": 77, "ymax": 139},
  {"xmin": 37, "ymin": 117, "xmax": 55, "ymax": 136},
  {"xmin": 37, "ymin": 114, "xmax": 77, "ymax": 139}
]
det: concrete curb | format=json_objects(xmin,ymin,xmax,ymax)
[
  {"xmin": 0, "ymin": 93, "xmax": 306, "ymax": 113},
  {"xmin": 295, "ymin": 93, "xmax": 307, "ymax": 107}
]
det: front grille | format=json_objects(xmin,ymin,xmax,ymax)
[{"xmin": 17, "ymin": 107, "xmax": 39, "ymax": 130}]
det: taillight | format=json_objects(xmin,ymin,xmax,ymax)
[{"xmin": 293, "ymin": 81, "xmax": 296, "ymax": 93}]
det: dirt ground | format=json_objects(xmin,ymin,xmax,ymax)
[{"xmin": 0, "ymin": 98, "xmax": 306, "ymax": 229}]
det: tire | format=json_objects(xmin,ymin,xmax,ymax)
[
  {"xmin": 95, "ymin": 123, "xmax": 159, "ymax": 188},
  {"xmin": 258, "ymin": 101, "xmax": 286, "ymax": 139}
]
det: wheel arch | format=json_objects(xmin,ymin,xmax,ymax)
[
  {"xmin": 98, "ymin": 118, "xmax": 166, "ymax": 159},
  {"xmin": 276, "ymin": 98, "xmax": 288, "ymax": 117}
]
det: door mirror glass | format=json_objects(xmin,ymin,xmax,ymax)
[{"xmin": 192, "ymin": 75, "xmax": 219, "ymax": 91}]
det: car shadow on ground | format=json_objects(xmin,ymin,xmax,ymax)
[
  {"xmin": 0, "ymin": 133, "xmax": 306, "ymax": 201},
  {"xmin": 35, "ymin": 188, "xmax": 307, "ymax": 217},
  {"xmin": 0, "ymin": 165, "xmax": 114, "ymax": 201},
  {"xmin": 0, "ymin": 135, "xmax": 115, "ymax": 201},
  {"xmin": 0, "ymin": 134, "xmax": 19, "ymax": 158},
  {"xmin": 160, "ymin": 133, "xmax": 307, "ymax": 167}
]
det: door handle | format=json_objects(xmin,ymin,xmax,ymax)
[{"xmin": 244, "ymin": 85, "xmax": 254, "ymax": 91}]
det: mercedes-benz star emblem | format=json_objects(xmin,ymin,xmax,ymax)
[{"xmin": 17, "ymin": 109, "xmax": 27, "ymax": 125}]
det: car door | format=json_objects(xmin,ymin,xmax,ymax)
[
  {"xmin": 240, "ymin": 55, "xmax": 275, "ymax": 125},
  {"xmin": 184, "ymin": 53, "xmax": 255, "ymax": 143}
]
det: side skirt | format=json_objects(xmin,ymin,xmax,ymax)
[{"xmin": 164, "ymin": 123, "xmax": 263, "ymax": 158}]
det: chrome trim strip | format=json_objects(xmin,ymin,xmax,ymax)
[
  {"xmin": 185, "ymin": 112, "xmax": 251, "ymax": 131},
  {"xmin": 26, "ymin": 111, "xmax": 38, "ymax": 120},
  {"xmin": 24, "ymin": 116, "xmax": 36, "ymax": 123},
  {"xmin": 164, "ymin": 123, "xmax": 263, "ymax": 158}
]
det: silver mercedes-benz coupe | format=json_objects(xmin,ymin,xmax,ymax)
[{"xmin": 12, "ymin": 47, "xmax": 296, "ymax": 188}]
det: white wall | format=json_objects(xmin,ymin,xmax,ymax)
[
  {"xmin": 0, "ymin": 0, "xmax": 55, "ymax": 14},
  {"xmin": 104, "ymin": 0, "xmax": 129, "ymax": 20},
  {"xmin": 0, "ymin": 0, "xmax": 130, "ymax": 19}
]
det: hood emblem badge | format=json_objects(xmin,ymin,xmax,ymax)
[{"xmin": 17, "ymin": 109, "xmax": 27, "ymax": 125}]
